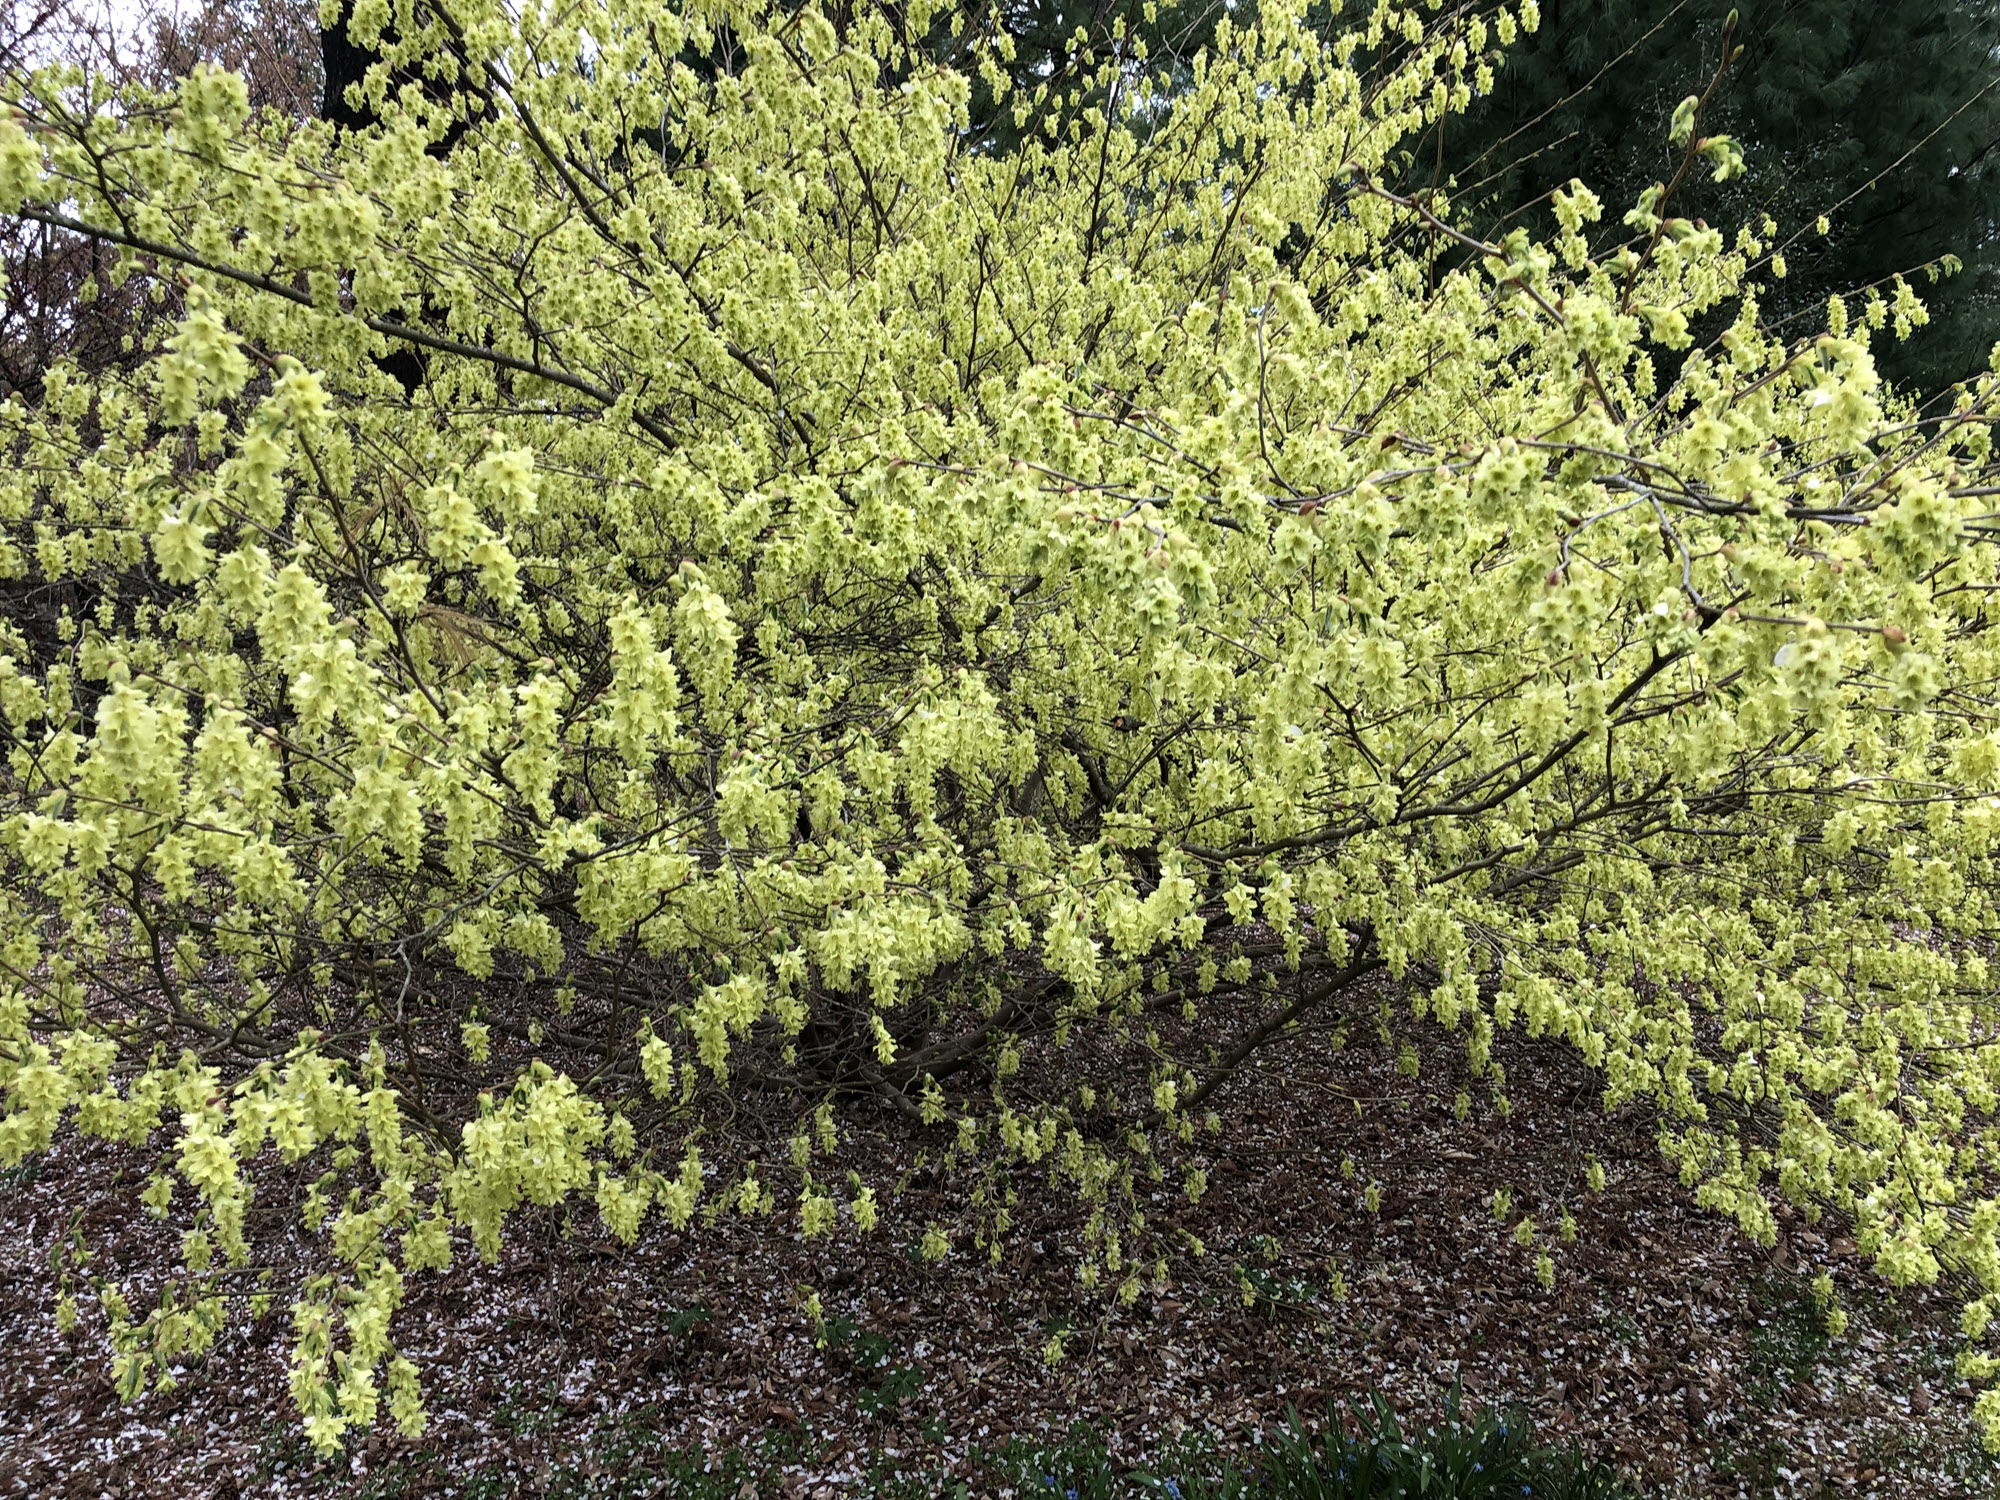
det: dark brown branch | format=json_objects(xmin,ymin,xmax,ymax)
[
  {"xmin": 13, "ymin": 204, "xmax": 680, "ymax": 449},
  {"xmin": 1175, "ymin": 935, "xmax": 1383, "ymax": 1119}
]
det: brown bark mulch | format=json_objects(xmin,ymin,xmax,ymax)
[{"xmin": 2, "ymin": 1002, "xmax": 1994, "ymax": 1499}]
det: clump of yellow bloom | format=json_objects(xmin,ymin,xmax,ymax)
[{"xmin": 4, "ymin": 0, "xmax": 2000, "ymax": 1454}]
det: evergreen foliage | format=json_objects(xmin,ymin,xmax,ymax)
[{"xmin": 1439, "ymin": 0, "xmax": 2000, "ymax": 390}]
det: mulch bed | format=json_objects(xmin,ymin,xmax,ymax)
[{"xmin": 2, "ymin": 990, "xmax": 1994, "ymax": 1499}]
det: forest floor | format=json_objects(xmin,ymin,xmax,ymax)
[{"xmin": 2, "ymin": 989, "xmax": 1996, "ymax": 1500}]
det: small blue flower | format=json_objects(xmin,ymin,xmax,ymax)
[
  {"xmin": 1044, "ymin": 1477, "xmax": 1057, "ymax": 1491},
  {"xmin": 1164, "ymin": 1484, "xmax": 1182, "ymax": 1500}
]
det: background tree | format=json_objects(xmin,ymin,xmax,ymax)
[
  {"xmin": 912, "ymin": 0, "xmax": 2000, "ymax": 388},
  {"xmin": 1433, "ymin": 0, "xmax": 2000, "ymax": 391},
  {"xmin": 0, "ymin": 0, "xmax": 316, "ymax": 404}
]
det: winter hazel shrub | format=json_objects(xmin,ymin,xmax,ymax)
[{"xmin": 6, "ymin": 0, "xmax": 2000, "ymax": 1453}]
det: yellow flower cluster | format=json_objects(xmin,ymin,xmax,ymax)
[{"xmin": 4, "ymin": 0, "xmax": 2000, "ymax": 1453}]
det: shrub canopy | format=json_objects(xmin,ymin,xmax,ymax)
[{"xmin": 7, "ymin": 0, "xmax": 2000, "ymax": 1452}]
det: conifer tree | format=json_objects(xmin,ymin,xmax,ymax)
[{"xmin": 1437, "ymin": 0, "xmax": 2000, "ymax": 390}]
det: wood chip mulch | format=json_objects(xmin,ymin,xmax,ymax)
[{"xmin": 2, "ymin": 992, "xmax": 1996, "ymax": 1500}]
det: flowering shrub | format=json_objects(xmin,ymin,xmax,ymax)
[{"xmin": 5, "ymin": 0, "xmax": 2000, "ymax": 1453}]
